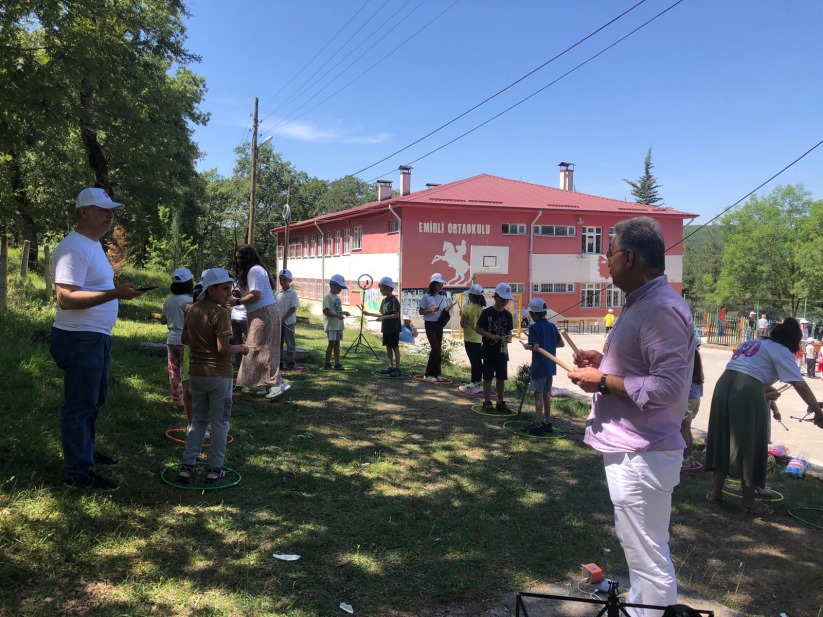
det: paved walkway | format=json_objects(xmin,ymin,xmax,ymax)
[{"xmin": 444, "ymin": 331, "xmax": 823, "ymax": 472}]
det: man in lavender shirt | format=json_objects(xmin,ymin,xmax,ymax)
[{"xmin": 568, "ymin": 217, "xmax": 694, "ymax": 616}]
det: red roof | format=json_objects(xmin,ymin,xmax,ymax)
[{"xmin": 276, "ymin": 173, "xmax": 695, "ymax": 231}]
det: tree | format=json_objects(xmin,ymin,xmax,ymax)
[
  {"xmin": 682, "ymin": 223, "xmax": 725, "ymax": 310},
  {"xmin": 713, "ymin": 185, "xmax": 819, "ymax": 314},
  {"xmin": 623, "ymin": 147, "xmax": 663, "ymax": 206},
  {"xmin": 316, "ymin": 176, "xmax": 375, "ymax": 215}
]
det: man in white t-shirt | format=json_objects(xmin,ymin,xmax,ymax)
[
  {"xmin": 50, "ymin": 188, "xmax": 145, "ymax": 491},
  {"xmin": 757, "ymin": 314, "xmax": 769, "ymax": 337},
  {"xmin": 277, "ymin": 269, "xmax": 300, "ymax": 369}
]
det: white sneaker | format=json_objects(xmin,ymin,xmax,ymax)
[
  {"xmin": 424, "ymin": 375, "xmax": 438, "ymax": 382},
  {"xmin": 467, "ymin": 384, "xmax": 483, "ymax": 394},
  {"xmin": 266, "ymin": 382, "xmax": 292, "ymax": 399},
  {"xmin": 436, "ymin": 375, "xmax": 447, "ymax": 382}
]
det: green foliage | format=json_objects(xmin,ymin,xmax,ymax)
[
  {"xmin": 144, "ymin": 204, "xmax": 196, "ymax": 272},
  {"xmin": 623, "ymin": 146, "xmax": 664, "ymax": 206},
  {"xmin": 682, "ymin": 224, "xmax": 725, "ymax": 310}
]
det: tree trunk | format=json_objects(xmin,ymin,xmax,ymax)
[
  {"xmin": 79, "ymin": 76, "xmax": 111, "ymax": 190},
  {"xmin": 8, "ymin": 150, "xmax": 39, "ymax": 269}
]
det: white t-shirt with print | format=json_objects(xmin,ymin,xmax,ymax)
[
  {"xmin": 726, "ymin": 338, "xmax": 803, "ymax": 385},
  {"xmin": 243, "ymin": 265, "xmax": 275, "ymax": 313}
]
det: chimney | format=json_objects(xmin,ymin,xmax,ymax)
[
  {"xmin": 377, "ymin": 179, "xmax": 392, "ymax": 201},
  {"xmin": 558, "ymin": 162, "xmax": 575, "ymax": 191},
  {"xmin": 399, "ymin": 165, "xmax": 412, "ymax": 196}
]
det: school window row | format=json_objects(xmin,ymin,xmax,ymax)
[
  {"xmin": 290, "ymin": 277, "xmax": 351, "ymax": 304},
  {"xmin": 278, "ymin": 227, "xmax": 364, "ymax": 261},
  {"xmin": 502, "ymin": 224, "xmax": 617, "ymax": 254}
]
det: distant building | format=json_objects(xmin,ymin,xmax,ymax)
[{"xmin": 270, "ymin": 164, "xmax": 695, "ymax": 321}]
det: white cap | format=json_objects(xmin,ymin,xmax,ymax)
[
  {"xmin": 430, "ymin": 273, "xmax": 446, "ymax": 284},
  {"xmin": 749, "ymin": 311, "xmax": 756, "ymax": 316},
  {"xmin": 467, "ymin": 283, "xmax": 484, "ymax": 295},
  {"xmin": 807, "ymin": 337, "xmax": 815, "ymax": 343},
  {"xmin": 378, "ymin": 276, "xmax": 395, "ymax": 289},
  {"xmin": 278, "ymin": 269, "xmax": 293, "ymax": 280},
  {"xmin": 75, "ymin": 187, "xmax": 124, "ymax": 210},
  {"xmin": 494, "ymin": 282, "xmax": 513, "ymax": 300},
  {"xmin": 172, "ymin": 267, "xmax": 193, "ymax": 283},
  {"xmin": 329, "ymin": 274, "xmax": 348, "ymax": 289},
  {"xmin": 527, "ymin": 298, "xmax": 547, "ymax": 312},
  {"xmin": 402, "ymin": 314, "xmax": 411, "ymax": 321},
  {"xmin": 197, "ymin": 267, "xmax": 234, "ymax": 300},
  {"xmin": 800, "ymin": 318, "xmax": 809, "ymax": 324},
  {"xmin": 608, "ymin": 308, "xmax": 614, "ymax": 313}
]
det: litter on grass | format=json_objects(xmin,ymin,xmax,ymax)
[
  {"xmin": 273, "ymin": 553, "xmax": 301, "ymax": 561},
  {"xmin": 339, "ymin": 602, "xmax": 354, "ymax": 613}
]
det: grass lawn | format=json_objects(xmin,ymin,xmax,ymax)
[{"xmin": 1, "ymin": 271, "xmax": 823, "ymax": 616}]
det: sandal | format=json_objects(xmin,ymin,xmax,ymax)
[
  {"xmin": 705, "ymin": 490, "xmax": 723, "ymax": 505},
  {"xmin": 740, "ymin": 501, "xmax": 773, "ymax": 516}
]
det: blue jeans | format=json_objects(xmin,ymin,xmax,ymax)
[{"xmin": 50, "ymin": 327, "xmax": 112, "ymax": 479}]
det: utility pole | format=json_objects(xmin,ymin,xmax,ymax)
[{"xmin": 246, "ymin": 97, "xmax": 259, "ymax": 246}]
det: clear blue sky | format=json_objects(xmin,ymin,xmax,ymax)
[{"xmin": 184, "ymin": 0, "xmax": 823, "ymax": 221}]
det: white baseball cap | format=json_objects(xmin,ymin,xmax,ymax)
[
  {"xmin": 807, "ymin": 337, "xmax": 815, "ymax": 343},
  {"xmin": 172, "ymin": 267, "xmax": 193, "ymax": 283},
  {"xmin": 467, "ymin": 283, "xmax": 485, "ymax": 295},
  {"xmin": 800, "ymin": 318, "xmax": 809, "ymax": 324},
  {"xmin": 197, "ymin": 267, "xmax": 234, "ymax": 300},
  {"xmin": 378, "ymin": 276, "xmax": 395, "ymax": 289},
  {"xmin": 75, "ymin": 187, "xmax": 124, "ymax": 210},
  {"xmin": 494, "ymin": 282, "xmax": 513, "ymax": 300},
  {"xmin": 279, "ymin": 269, "xmax": 293, "ymax": 280},
  {"xmin": 527, "ymin": 298, "xmax": 547, "ymax": 312},
  {"xmin": 329, "ymin": 274, "xmax": 348, "ymax": 289},
  {"xmin": 402, "ymin": 314, "xmax": 411, "ymax": 321},
  {"xmin": 608, "ymin": 308, "xmax": 614, "ymax": 313},
  {"xmin": 749, "ymin": 311, "xmax": 756, "ymax": 316},
  {"xmin": 430, "ymin": 273, "xmax": 446, "ymax": 284}
]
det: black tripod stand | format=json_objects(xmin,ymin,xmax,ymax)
[
  {"xmin": 515, "ymin": 580, "xmax": 712, "ymax": 617},
  {"xmin": 344, "ymin": 276, "xmax": 380, "ymax": 360}
]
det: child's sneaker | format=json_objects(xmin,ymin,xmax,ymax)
[
  {"xmin": 436, "ymin": 375, "xmax": 448, "ymax": 382},
  {"xmin": 541, "ymin": 422, "xmax": 554, "ymax": 434},
  {"xmin": 424, "ymin": 375, "xmax": 438, "ymax": 382},
  {"xmin": 481, "ymin": 400, "xmax": 495, "ymax": 412},
  {"xmin": 378, "ymin": 367, "xmax": 393, "ymax": 374},
  {"xmin": 333, "ymin": 363, "xmax": 344, "ymax": 370},
  {"xmin": 494, "ymin": 401, "xmax": 511, "ymax": 414},
  {"xmin": 389, "ymin": 368, "xmax": 402, "ymax": 377},
  {"xmin": 177, "ymin": 464, "xmax": 196, "ymax": 484},
  {"xmin": 522, "ymin": 423, "xmax": 545, "ymax": 436},
  {"xmin": 323, "ymin": 363, "xmax": 332, "ymax": 370},
  {"xmin": 467, "ymin": 383, "xmax": 483, "ymax": 394},
  {"xmin": 205, "ymin": 467, "xmax": 226, "ymax": 483},
  {"xmin": 63, "ymin": 470, "xmax": 119, "ymax": 491}
]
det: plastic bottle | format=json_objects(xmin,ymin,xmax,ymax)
[{"xmin": 784, "ymin": 453, "xmax": 809, "ymax": 478}]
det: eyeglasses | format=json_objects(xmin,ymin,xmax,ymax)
[{"xmin": 605, "ymin": 248, "xmax": 629, "ymax": 260}]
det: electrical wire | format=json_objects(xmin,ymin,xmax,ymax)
[
  {"xmin": 258, "ymin": 0, "xmax": 374, "ymax": 111},
  {"xmin": 267, "ymin": 0, "xmax": 456, "ymax": 136},
  {"xmin": 361, "ymin": 0, "xmax": 686, "ymax": 183},
  {"xmin": 260, "ymin": 0, "xmax": 396, "ymax": 124},
  {"xmin": 347, "ymin": 0, "xmax": 651, "ymax": 178}
]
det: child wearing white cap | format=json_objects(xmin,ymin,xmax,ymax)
[
  {"xmin": 359, "ymin": 276, "xmax": 402, "ymax": 376},
  {"xmin": 418, "ymin": 273, "xmax": 454, "ymax": 382},
  {"xmin": 160, "ymin": 267, "xmax": 194, "ymax": 424},
  {"xmin": 805, "ymin": 336, "xmax": 817, "ymax": 379},
  {"xmin": 277, "ymin": 269, "xmax": 300, "ymax": 369},
  {"xmin": 459, "ymin": 283, "xmax": 486, "ymax": 393},
  {"xmin": 178, "ymin": 268, "xmax": 249, "ymax": 484},
  {"xmin": 323, "ymin": 274, "xmax": 351, "ymax": 369},
  {"xmin": 521, "ymin": 298, "xmax": 564, "ymax": 435},
  {"xmin": 475, "ymin": 283, "xmax": 515, "ymax": 412}
]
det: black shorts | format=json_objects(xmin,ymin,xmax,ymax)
[
  {"xmin": 481, "ymin": 348, "xmax": 508, "ymax": 381},
  {"xmin": 382, "ymin": 332, "xmax": 400, "ymax": 347}
]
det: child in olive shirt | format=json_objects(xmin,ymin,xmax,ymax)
[
  {"xmin": 360, "ymin": 276, "xmax": 402, "ymax": 376},
  {"xmin": 475, "ymin": 283, "xmax": 515, "ymax": 414},
  {"xmin": 322, "ymin": 274, "xmax": 350, "ymax": 369}
]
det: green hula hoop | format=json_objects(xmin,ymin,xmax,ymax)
[
  {"xmin": 502, "ymin": 420, "xmax": 567, "ymax": 440},
  {"xmin": 471, "ymin": 403, "xmax": 516, "ymax": 417},
  {"xmin": 788, "ymin": 506, "xmax": 823, "ymax": 530},
  {"xmin": 370, "ymin": 370, "xmax": 409, "ymax": 379},
  {"xmin": 161, "ymin": 461, "xmax": 241, "ymax": 491},
  {"xmin": 721, "ymin": 479, "xmax": 784, "ymax": 503}
]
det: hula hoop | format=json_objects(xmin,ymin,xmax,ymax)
[
  {"xmin": 370, "ymin": 370, "xmax": 409, "ymax": 379},
  {"xmin": 165, "ymin": 428, "xmax": 234, "ymax": 446},
  {"xmin": 454, "ymin": 386, "xmax": 496, "ymax": 399},
  {"xmin": 282, "ymin": 365, "xmax": 310, "ymax": 373},
  {"xmin": 681, "ymin": 461, "xmax": 703, "ymax": 473},
  {"xmin": 413, "ymin": 374, "xmax": 453, "ymax": 385},
  {"xmin": 722, "ymin": 479, "xmax": 785, "ymax": 503},
  {"xmin": 788, "ymin": 506, "xmax": 823, "ymax": 530},
  {"xmin": 503, "ymin": 420, "xmax": 567, "ymax": 439},
  {"xmin": 471, "ymin": 403, "xmax": 517, "ymax": 417},
  {"xmin": 161, "ymin": 461, "xmax": 241, "ymax": 490}
]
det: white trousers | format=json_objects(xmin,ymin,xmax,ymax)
[{"xmin": 603, "ymin": 450, "xmax": 682, "ymax": 617}]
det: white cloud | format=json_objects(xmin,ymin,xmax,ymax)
[{"xmin": 266, "ymin": 119, "xmax": 391, "ymax": 144}]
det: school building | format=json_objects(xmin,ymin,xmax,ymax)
[{"xmin": 270, "ymin": 164, "xmax": 695, "ymax": 326}]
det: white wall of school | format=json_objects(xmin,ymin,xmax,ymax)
[
  {"xmin": 528, "ymin": 253, "xmax": 684, "ymax": 284},
  {"xmin": 287, "ymin": 253, "xmax": 400, "ymax": 283}
]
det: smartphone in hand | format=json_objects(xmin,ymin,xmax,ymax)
[{"xmin": 135, "ymin": 286, "xmax": 158, "ymax": 292}]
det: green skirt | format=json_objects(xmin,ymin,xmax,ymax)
[{"xmin": 705, "ymin": 370, "xmax": 769, "ymax": 488}]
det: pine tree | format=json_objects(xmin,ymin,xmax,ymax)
[{"xmin": 624, "ymin": 147, "xmax": 664, "ymax": 206}]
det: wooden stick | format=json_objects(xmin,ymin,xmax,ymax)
[
  {"xmin": 534, "ymin": 347, "xmax": 574, "ymax": 372},
  {"xmin": 559, "ymin": 328, "xmax": 580, "ymax": 356}
]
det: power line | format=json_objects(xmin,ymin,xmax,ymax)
[
  {"xmin": 266, "ymin": 0, "xmax": 447, "ymax": 137},
  {"xmin": 362, "ymin": 0, "xmax": 686, "ymax": 183},
  {"xmin": 347, "ymin": 0, "xmax": 651, "ymax": 178},
  {"xmin": 260, "ymin": 0, "xmax": 396, "ymax": 124},
  {"xmin": 259, "ymin": 0, "xmax": 374, "ymax": 111}
]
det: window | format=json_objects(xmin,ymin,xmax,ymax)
[
  {"xmin": 326, "ymin": 233, "xmax": 333, "ymax": 257},
  {"xmin": 277, "ymin": 244, "xmax": 284, "ymax": 261},
  {"xmin": 353, "ymin": 226, "xmax": 362, "ymax": 250},
  {"xmin": 508, "ymin": 283, "xmax": 526, "ymax": 294},
  {"xmin": 533, "ymin": 225, "xmax": 575, "ymax": 236},
  {"xmin": 388, "ymin": 220, "xmax": 399, "ymax": 233},
  {"xmin": 303, "ymin": 236, "xmax": 309, "ymax": 258},
  {"xmin": 341, "ymin": 287, "xmax": 350, "ymax": 304},
  {"xmin": 309, "ymin": 235, "xmax": 314, "ymax": 257},
  {"xmin": 334, "ymin": 230, "xmax": 341, "ymax": 256},
  {"xmin": 580, "ymin": 283, "xmax": 602, "ymax": 309},
  {"xmin": 343, "ymin": 229, "xmax": 351, "ymax": 255},
  {"xmin": 606, "ymin": 285, "xmax": 625, "ymax": 308},
  {"xmin": 609, "ymin": 227, "xmax": 616, "ymax": 242},
  {"xmin": 532, "ymin": 283, "xmax": 574, "ymax": 293},
  {"xmin": 581, "ymin": 226, "xmax": 602, "ymax": 254},
  {"xmin": 502, "ymin": 223, "xmax": 527, "ymax": 235}
]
